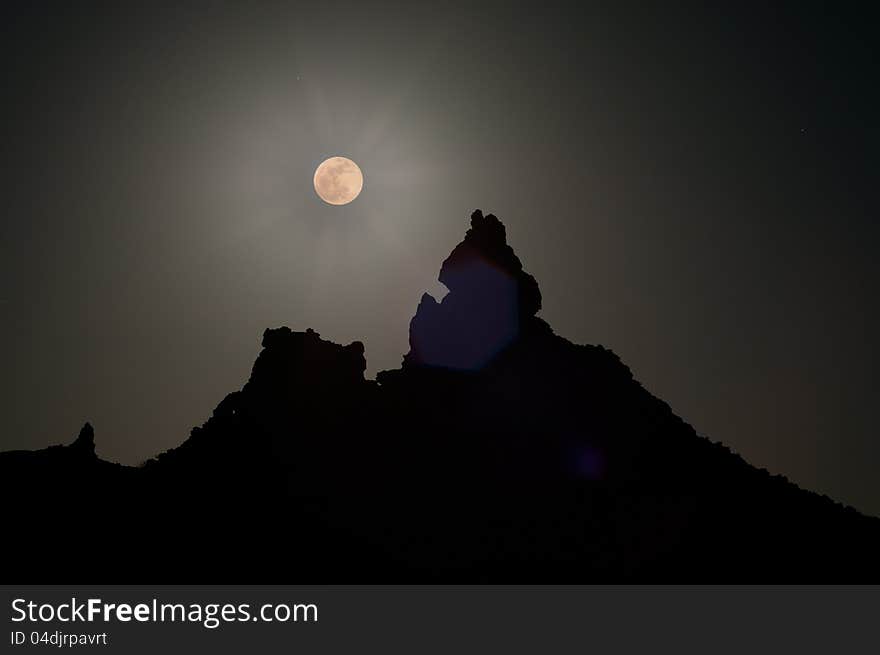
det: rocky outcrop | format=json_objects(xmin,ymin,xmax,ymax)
[
  {"xmin": 405, "ymin": 210, "xmax": 543, "ymax": 370},
  {"xmin": 70, "ymin": 422, "xmax": 96, "ymax": 457}
]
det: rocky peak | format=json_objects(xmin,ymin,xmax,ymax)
[
  {"xmin": 439, "ymin": 209, "xmax": 541, "ymax": 318},
  {"xmin": 70, "ymin": 422, "xmax": 96, "ymax": 457},
  {"xmin": 405, "ymin": 209, "xmax": 542, "ymax": 370},
  {"xmin": 246, "ymin": 327, "xmax": 367, "ymax": 396}
]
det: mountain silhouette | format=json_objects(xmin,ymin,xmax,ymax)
[{"xmin": 3, "ymin": 209, "xmax": 878, "ymax": 582}]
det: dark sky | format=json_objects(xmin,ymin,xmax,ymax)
[{"xmin": 3, "ymin": 2, "xmax": 878, "ymax": 515}]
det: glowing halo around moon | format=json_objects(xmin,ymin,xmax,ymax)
[{"xmin": 313, "ymin": 156, "xmax": 364, "ymax": 205}]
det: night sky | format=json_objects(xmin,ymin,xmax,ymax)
[{"xmin": 3, "ymin": 2, "xmax": 878, "ymax": 515}]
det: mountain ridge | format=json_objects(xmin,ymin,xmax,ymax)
[{"xmin": 3, "ymin": 209, "xmax": 878, "ymax": 582}]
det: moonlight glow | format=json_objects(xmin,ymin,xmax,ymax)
[{"xmin": 313, "ymin": 156, "xmax": 364, "ymax": 205}]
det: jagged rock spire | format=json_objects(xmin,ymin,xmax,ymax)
[
  {"xmin": 403, "ymin": 209, "xmax": 543, "ymax": 370},
  {"xmin": 439, "ymin": 209, "xmax": 541, "ymax": 318},
  {"xmin": 71, "ymin": 422, "xmax": 96, "ymax": 456}
]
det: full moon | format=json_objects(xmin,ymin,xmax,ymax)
[{"xmin": 313, "ymin": 156, "xmax": 364, "ymax": 205}]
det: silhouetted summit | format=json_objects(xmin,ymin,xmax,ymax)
[
  {"xmin": 3, "ymin": 209, "xmax": 878, "ymax": 582},
  {"xmin": 405, "ymin": 210, "xmax": 543, "ymax": 370},
  {"xmin": 71, "ymin": 422, "xmax": 96, "ymax": 456}
]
